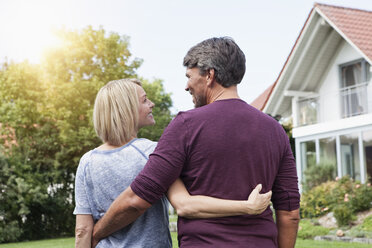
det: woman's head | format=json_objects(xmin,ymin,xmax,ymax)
[
  {"xmin": 93, "ymin": 78, "xmax": 154, "ymax": 146},
  {"xmin": 136, "ymin": 83, "xmax": 155, "ymax": 129}
]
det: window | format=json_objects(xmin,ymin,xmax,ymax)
[
  {"xmin": 319, "ymin": 137, "xmax": 337, "ymax": 178},
  {"xmin": 363, "ymin": 130, "xmax": 372, "ymax": 183},
  {"xmin": 339, "ymin": 59, "xmax": 370, "ymax": 118},
  {"xmin": 300, "ymin": 141, "xmax": 316, "ymax": 173},
  {"xmin": 298, "ymin": 97, "xmax": 318, "ymax": 126},
  {"xmin": 340, "ymin": 133, "xmax": 360, "ymax": 181}
]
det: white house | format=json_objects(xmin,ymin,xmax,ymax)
[{"xmin": 251, "ymin": 3, "xmax": 372, "ymax": 186}]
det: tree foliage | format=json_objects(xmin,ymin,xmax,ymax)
[{"xmin": 0, "ymin": 26, "xmax": 172, "ymax": 242}]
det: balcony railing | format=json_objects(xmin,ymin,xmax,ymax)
[
  {"xmin": 340, "ymin": 83, "xmax": 369, "ymax": 118},
  {"xmin": 296, "ymin": 82, "xmax": 371, "ymax": 127}
]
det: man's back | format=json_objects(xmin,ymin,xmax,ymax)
[
  {"xmin": 132, "ymin": 99, "xmax": 299, "ymax": 247},
  {"xmin": 178, "ymin": 99, "xmax": 282, "ymax": 247}
]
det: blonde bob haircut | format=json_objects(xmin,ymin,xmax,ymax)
[{"xmin": 93, "ymin": 78, "xmax": 142, "ymax": 146}]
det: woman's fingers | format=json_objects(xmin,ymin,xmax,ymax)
[{"xmin": 254, "ymin": 184, "xmax": 262, "ymax": 193}]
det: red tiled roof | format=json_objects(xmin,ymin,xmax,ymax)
[
  {"xmin": 251, "ymin": 3, "xmax": 372, "ymax": 111},
  {"xmin": 251, "ymin": 84, "xmax": 275, "ymax": 111},
  {"xmin": 316, "ymin": 3, "xmax": 372, "ymax": 62}
]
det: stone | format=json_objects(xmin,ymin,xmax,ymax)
[
  {"xmin": 322, "ymin": 235, "xmax": 335, "ymax": 241},
  {"xmin": 353, "ymin": 238, "xmax": 369, "ymax": 243},
  {"xmin": 318, "ymin": 212, "xmax": 337, "ymax": 228},
  {"xmin": 336, "ymin": 229, "xmax": 344, "ymax": 237},
  {"xmin": 340, "ymin": 237, "xmax": 352, "ymax": 242}
]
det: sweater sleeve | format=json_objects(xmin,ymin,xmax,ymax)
[
  {"xmin": 131, "ymin": 113, "xmax": 189, "ymax": 204},
  {"xmin": 271, "ymin": 129, "xmax": 301, "ymax": 211}
]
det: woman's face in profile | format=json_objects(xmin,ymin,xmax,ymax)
[{"xmin": 136, "ymin": 85, "xmax": 155, "ymax": 129}]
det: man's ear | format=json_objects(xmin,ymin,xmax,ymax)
[{"xmin": 206, "ymin": 69, "xmax": 215, "ymax": 87}]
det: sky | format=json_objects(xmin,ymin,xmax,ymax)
[{"xmin": 0, "ymin": 0, "xmax": 371, "ymax": 113}]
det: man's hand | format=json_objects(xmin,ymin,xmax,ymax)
[
  {"xmin": 89, "ymin": 186, "xmax": 151, "ymax": 248},
  {"xmin": 91, "ymin": 235, "xmax": 99, "ymax": 248},
  {"xmin": 246, "ymin": 184, "xmax": 272, "ymax": 215}
]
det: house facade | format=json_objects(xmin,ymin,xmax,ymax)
[{"xmin": 251, "ymin": 3, "xmax": 372, "ymax": 187}]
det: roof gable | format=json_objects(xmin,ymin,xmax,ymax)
[
  {"xmin": 316, "ymin": 3, "xmax": 372, "ymax": 63},
  {"xmin": 252, "ymin": 3, "xmax": 372, "ymax": 113}
]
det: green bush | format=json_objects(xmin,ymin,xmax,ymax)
[
  {"xmin": 301, "ymin": 176, "xmax": 372, "ymax": 227},
  {"xmin": 350, "ymin": 185, "xmax": 372, "ymax": 213},
  {"xmin": 303, "ymin": 161, "xmax": 335, "ymax": 191},
  {"xmin": 297, "ymin": 219, "xmax": 329, "ymax": 239},
  {"xmin": 333, "ymin": 204, "xmax": 355, "ymax": 226},
  {"xmin": 0, "ymin": 220, "xmax": 22, "ymax": 243},
  {"xmin": 300, "ymin": 181, "xmax": 337, "ymax": 218}
]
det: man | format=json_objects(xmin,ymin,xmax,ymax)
[{"xmin": 92, "ymin": 37, "xmax": 300, "ymax": 247}]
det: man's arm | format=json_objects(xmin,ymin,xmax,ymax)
[
  {"xmin": 168, "ymin": 179, "xmax": 272, "ymax": 218},
  {"xmin": 92, "ymin": 186, "xmax": 151, "ymax": 248},
  {"xmin": 275, "ymin": 209, "xmax": 300, "ymax": 248}
]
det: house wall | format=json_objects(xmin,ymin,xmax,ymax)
[
  {"xmin": 317, "ymin": 41, "xmax": 364, "ymax": 123},
  {"xmin": 294, "ymin": 41, "xmax": 372, "ymax": 186}
]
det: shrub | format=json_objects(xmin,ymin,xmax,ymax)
[
  {"xmin": 350, "ymin": 184, "xmax": 372, "ymax": 213},
  {"xmin": 300, "ymin": 181, "xmax": 337, "ymax": 218},
  {"xmin": 303, "ymin": 161, "xmax": 335, "ymax": 191},
  {"xmin": 333, "ymin": 204, "xmax": 355, "ymax": 226},
  {"xmin": 0, "ymin": 220, "xmax": 22, "ymax": 243},
  {"xmin": 297, "ymin": 219, "xmax": 329, "ymax": 239},
  {"xmin": 300, "ymin": 176, "xmax": 372, "ymax": 227}
]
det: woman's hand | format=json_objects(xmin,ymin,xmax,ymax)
[{"xmin": 246, "ymin": 184, "xmax": 272, "ymax": 215}]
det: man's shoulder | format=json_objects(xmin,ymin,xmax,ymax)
[{"xmin": 176, "ymin": 99, "xmax": 275, "ymax": 121}]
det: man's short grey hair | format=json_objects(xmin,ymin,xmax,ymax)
[{"xmin": 183, "ymin": 37, "xmax": 246, "ymax": 87}]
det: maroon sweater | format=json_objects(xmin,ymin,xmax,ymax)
[{"xmin": 131, "ymin": 99, "xmax": 300, "ymax": 248}]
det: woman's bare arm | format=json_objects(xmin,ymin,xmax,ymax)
[
  {"xmin": 75, "ymin": 214, "xmax": 94, "ymax": 248},
  {"xmin": 167, "ymin": 179, "xmax": 272, "ymax": 219}
]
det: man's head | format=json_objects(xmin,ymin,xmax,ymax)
[{"xmin": 183, "ymin": 37, "xmax": 246, "ymax": 107}]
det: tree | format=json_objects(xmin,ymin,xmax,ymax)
[{"xmin": 0, "ymin": 26, "xmax": 173, "ymax": 242}]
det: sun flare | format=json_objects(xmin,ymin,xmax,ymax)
[{"xmin": 2, "ymin": 0, "xmax": 70, "ymax": 63}]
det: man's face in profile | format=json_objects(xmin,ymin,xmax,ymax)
[{"xmin": 185, "ymin": 67, "xmax": 207, "ymax": 108}]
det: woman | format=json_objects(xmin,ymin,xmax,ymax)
[{"xmin": 74, "ymin": 79, "xmax": 271, "ymax": 247}]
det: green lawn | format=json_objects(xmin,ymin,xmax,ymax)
[
  {"xmin": 295, "ymin": 239, "xmax": 371, "ymax": 248},
  {"xmin": 0, "ymin": 237, "xmax": 74, "ymax": 248},
  {"xmin": 0, "ymin": 235, "xmax": 371, "ymax": 248}
]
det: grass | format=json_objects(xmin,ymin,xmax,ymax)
[
  {"xmin": 0, "ymin": 237, "xmax": 74, "ymax": 248},
  {"xmin": 1, "ymin": 235, "xmax": 371, "ymax": 248},
  {"xmin": 171, "ymin": 232, "xmax": 178, "ymax": 247},
  {"xmin": 169, "ymin": 214, "xmax": 178, "ymax": 223},
  {"xmin": 295, "ymin": 239, "xmax": 372, "ymax": 247},
  {"xmin": 297, "ymin": 219, "xmax": 330, "ymax": 239}
]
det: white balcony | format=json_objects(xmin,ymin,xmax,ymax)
[{"xmin": 295, "ymin": 82, "xmax": 371, "ymax": 127}]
